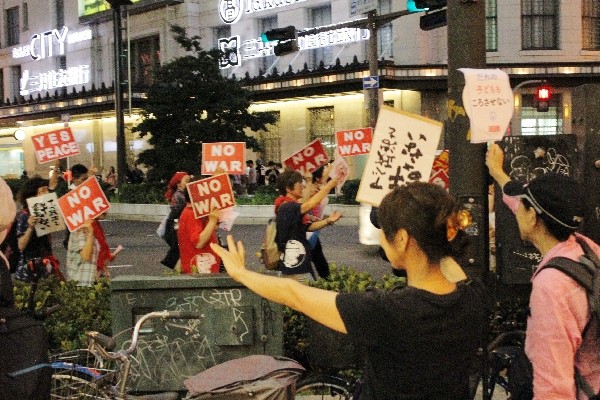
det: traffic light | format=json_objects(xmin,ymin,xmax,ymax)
[
  {"xmin": 260, "ymin": 26, "xmax": 298, "ymax": 57},
  {"xmin": 535, "ymin": 84, "xmax": 552, "ymax": 112},
  {"xmin": 411, "ymin": 0, "xmax": 447, "ymax": 11}
]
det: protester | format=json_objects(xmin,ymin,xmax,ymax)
[
  {"xmin": 177, "ymin": 189, "xmax": 221, "ymax": 274},
  {"xmin": 61, "ymin": 163, "xmax": 90, "ymax": 249},
  {"xmin": 161, "ymin": 171, "xmax": 190, "ymax": 269},
  {"xmin": 486, "ymin": 143, "xmax": 600, "ymax": 399},
  {"xmin": 256, "ymin": 159, "xmax": 266, "ymax": 186},
  {"xmin": 104, "ymin": 166, "xmax": 117, "ymax": 193},
  {"xmin": 304, "ymin": 165, "xmax": 333, "ymax": 279},
  {"xmin": 211, "ymin": 182, "xmax": 486, "ymax": 399},
  {"xmin": 266, "ymin": 161, "xmax": 280, "ymax": 186},
  {"xmin": 246, "ymin": 160, "xmax": 257, "ymax": 195},
  {"xmin": 274, "ymin": 170, "xmax": 341, "ymax": 281}
]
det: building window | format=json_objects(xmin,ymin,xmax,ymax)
[
  {"xmin": 486, "ymin": 0, "xmax": 498, "ymax": 51},
  {"xmin": 520, "ymin": 94, "xmax": 563, "ymax": 135},
  {"xmin": 259, "ymin": 16, "xmax": 277, "ymax": 74},
  {"xmin": 521, "ymin": 0, "xmax": 559, "ymax": 50},
  {"xmin": 308, "ymin": 5, "xmax": 332, "ymax": 69},
  {"xmin": 0, "ymin": 70, "xmax": 4, "ymax": 102},
  {"xmin": 583, "ymin": 0, "xmax": 600, "ymax": 50},
  {"xmin": 6, "ymin": 7, "xmax": 20, "ymax": 47},
  {"xmin": 130, "ymin": 35, "xmax": 160, "ymax": 87},
  {"xmin": 378, "ymin": 0, "xmax": 393, "ymax": 58},
  {"xmin": 22, "ymin": 3, "xmax": 28, "ymax": 31},
  {"xmin": 11, "ymin": 66, "xmax": 21, "ymax": 100},
  {"xmin": 308, "ymin": 106, "xmax": 335, "ymax": 159},
  {"xmin": 257, "ymin": 111, "xmax": 281, "ymax": 163},
  {"xmin": 56, "ymin": 0, "xmax": 64, "ymax": 28},
  {"xmin": 58, "ymin": 55, "xmax": 67, "ymax": 70}
]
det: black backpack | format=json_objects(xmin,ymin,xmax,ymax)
[{"xmin": 542, "ymin": 236, "xmax": 600, "ymax": 399}]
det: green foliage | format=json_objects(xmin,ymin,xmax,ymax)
[
  {"xmin": 13, "ymin": 277, "xmax": 112, "ymax": 353},
  {"xmin": 235, "ymin": 185, "xmax": 278, "ymax": 205},
  {"xmin": 332, "ymin": 179, "xmax": 360, "ymax": 205},
  {"xmin": 134, "ymin": 25, "xmax": 276, "ymax": 182},
  {"xmin": 115, "ymin": 182, "xmax": 165, "ymax": 204}
]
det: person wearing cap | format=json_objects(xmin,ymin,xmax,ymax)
[
  {"xmin": 486, "ymin": 143, "xmax": 600, "ymax": 399},
  {"xmin": 161, "ymin": 171, "xmax": 191, "ymax": 269}
]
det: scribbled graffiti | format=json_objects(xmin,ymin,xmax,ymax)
[{"xmin": 508, "ymin": 147, "xmax": 571, "ymax": 182}]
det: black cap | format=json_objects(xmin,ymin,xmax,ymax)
[{"xmin": 503, "ymin": 173, "xmax": 584, "ymax": 230}]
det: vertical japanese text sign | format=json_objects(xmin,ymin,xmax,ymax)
[
  {"xmin": 283, "ymin": 139, "xmax": 329, "ymax": 175},
  {"xmin": 336, "ymin": 127, "xmax": 373, "ymax": 156},
  {"xmin": 57, "ymin": 177, "xmax": 110, "ymax": 232},
  {"xmin": 201, "ymin": 142, "xmax": 246, "ymax": 175},
  {"xmin": 31, "ymin": 127, "xmax": 80, "ymax": 164},
  {"xmin": 26, "ymin": 192, "xmax": 65, "ymax": 237},
  {"xmin": 356, "ymin": 107, "xmax": 443, "ymax": 206},
  {"xmin": 187, "ymin": 174, "xmax": 236, "ymax": 219}
]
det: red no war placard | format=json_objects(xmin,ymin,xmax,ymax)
[
  {"xmin": 32, "ymin": 127, "xmax": 80, "ymax": 164},
  {"xmin": 201, "ymin": 142, "xmax": 246, "ymax": 175},
  {"xmin": 58, "ymin": 177, "xmax": 110, "ymax": 232},
  {"xmin": 336, "ymin": 127, "xmax": 373, "ymax": 156},
  {"xmin": 283, "ymin": 139, "xmax": 329, "ymax": 175},
  {"xmin": 187, "ymin": 174, "xmax": 235, "ymax": 219}
]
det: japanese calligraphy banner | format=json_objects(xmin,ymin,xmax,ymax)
[
  {"xmin": 336, "ymin": 127, "xmax": 373, "ymax": 156},
  {"xmin": 58, "ymin": 177, "xmax": 110, "ymax": 232},
  {"xmin": 187, "ymin": 174, "xmax": 235, "ymax": 219},
  {"xmin": 356, "ymin": 107, "xmax": 443, "ymax": 206},
  {"xmin": 201, "ymin": 142, "xmax": 246, "ymax": 175},
  {"xmin": 31, "ymin": 127, "xmax": 80, "ymax": 164},
  {"xmin": 283, "ymin": 139, "xmax": 329, "ymax": 175},
  {"xmin": 26, "ymin": 192, "xmax": 65, "ymax": 237},
  {"xmin": 459, "ymin": 68, "xmax": 513, "ymax": 143}
]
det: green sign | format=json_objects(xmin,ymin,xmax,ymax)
[{"xmin": 79, "ymin": 0, "xmax": 142, "ymax": 17}]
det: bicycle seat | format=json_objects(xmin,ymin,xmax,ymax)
[{"xmin": 490, "ymin": 345, "xmax": 522, "ymax": 366}]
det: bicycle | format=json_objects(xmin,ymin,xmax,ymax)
[{"xmin": 50, "ymin": 310, "xmax": 201, "ymax": 399}]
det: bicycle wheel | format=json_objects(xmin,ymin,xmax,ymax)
[
  {"xmin": 50, "ymin": 372, "xmax": 97, "ymax": 399},
  {"xmin": 295, "ymin": 374, "xmax": 352, "ymax": 400}
]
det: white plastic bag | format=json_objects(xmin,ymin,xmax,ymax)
[{"xmin": 156, "ymin": 214, "xmax": 168, "ymax": 238}]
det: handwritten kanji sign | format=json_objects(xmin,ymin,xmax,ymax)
[
  {"xmin": 31, "ymin": 127, "xmax": 80, "ymax": 164},
  {"xmin": 187, "ymin": 174, "xmax": 235, "ymax": 219},
  {"xmin": 336, "ymin": 128, "xmax": 373, "ymax": 156},
  {"xmin": 459, "ymin": 68, "xmax": 513, "ymax": 143},
  {"xmin": 201, "ymin": 142, "xmax": 246, "ymax": 175},
  {"xmin": 283, "ymin": 139, "xmax": 329, "ymax": 175},
  {"xmin": 356, "ymin": 107, "xmax": 443, "ymax": 206},
  {"xmin": 26, "ymin": 192, "xmax": 65, "ymax": 237},
  {"xmin": 58, "ymin": 177, "xmax": 110, "ymax": 232}
]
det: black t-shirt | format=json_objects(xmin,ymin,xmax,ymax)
[
  {"xmin": 336, "ymin": 280, "xmax": 486, "ymax": 400},
  {"xmin": 275, "ymin": 202, "xmax": 312, "ymax": 275}
]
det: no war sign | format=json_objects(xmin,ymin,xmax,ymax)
[
  {"xmin": 58, "ymin": 177, "xmax": 110, "ymax": 232},
  {"xmin": 187, "ymin": 174, "xmax": 235, "ymax": 219},
  {"xmin": 283, "ymin": 139, "xmax": 329, "ymax": 175},
  {"xmin": 336, "ymin": 128, "xmax": 373, "ymax": 156},
  {"xmin": 32, "ymin": 128, "xmax": 80, "ymax": 164},
  {"xmin": 201, "ymin": 142, "xmax": 246, "ymax": 175}
]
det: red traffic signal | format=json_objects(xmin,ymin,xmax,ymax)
[{"xmin": 535, "ymin": 84, "xmax": 552, "ymax": 112}]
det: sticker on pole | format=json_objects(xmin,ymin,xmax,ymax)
[
  {"xmin": 283, "ymin": 139, "xmax": 329, "ymax": 175},
  {"xmin": 187, "ymin": 174, "xmax": 236, "ymax": 219},
  {"xmin": 459, "ymin": 68, "xmax": 513, "ymax": 143},
  {"xmin": 58, "ymin": 177, "xmax": 110, "ymax": 232},
  {"xmin": 31, "ymin": 127, "xmax": 80, "ymax": 164},
  {"xmin": 336, "ymin": 127, "xmax": 373, "ymax": 156},
  {"xmin": 201, "ymin": 142, "xmax": 246, "ymax": 175},
  {"xmin": 26, "ymin": 192, "xmax": 65, "ymax": 237},
  {"xmin": 356, "ymin": 107, "xmax": 443, "ymax": 207}
]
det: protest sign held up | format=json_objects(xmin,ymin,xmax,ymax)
[
  {"xmin": 356, "ymin": 107, "xmax": 443, "ymax": 207},
  {"xmin": 58, "ymin": 177, "xmax": 110, "ymax": 232},
  {"xmin": 283, "ymin": 139, "xmax": 329, "ymax": 175},
  {"xmin": 336, "ymin": 127, "xmax": 373, "ymax": 156},
  {"xmin": 26, "ymin": 192, "xmax": 65, "ymax": 237},
  {"xmin": 201, "ymin": 142, "xmax": 246, "ymax": 175},
  {"xmin": 187, "ymin": 174, "xmax": 235, "ymax": 219},
  {"xmin": 32, "ymin": 127, "xmax": 80, "ymax": 164}
]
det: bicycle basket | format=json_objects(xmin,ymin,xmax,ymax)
[
  {"xmin": 306, "ymin": 319, "xmax": 362, "ymax": 370},
  {"xmin": 50, "ymin": 349, "xmax": 121, "ymax": 399}
]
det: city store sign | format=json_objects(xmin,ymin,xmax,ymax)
[
  {"xmin": 218, "ymin": 27, "xmax": 369, "ymax": 69},
  {"xmin": 12, "ymin": 26, "xmax": 93, "ymax": 96},
  {"xmin": 219, "ymin": 0, "xmax": 307, "ymax": 25}
]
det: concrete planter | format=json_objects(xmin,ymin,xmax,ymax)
[{"xmin": 107, "ymin": 202, "xmax": 359, "ymax": 225}]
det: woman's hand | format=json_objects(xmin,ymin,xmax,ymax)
[
  {"xmin": 27, "ymin": 214, "xmax": 38, "ymax": 227},
  {"xmin": 210, "ymin": 235, "xmax": 246, "ymax": 281}
]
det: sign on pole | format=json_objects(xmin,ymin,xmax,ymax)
[
  {"xmin": 201, "ymin": 142, "xmax": 246, "ymax": 175},
  {"xmin": 350, "ymin": 0, "xmax": 379, "ymax": 16},
  {"xmin": 31, "ymin": 127, "xmax": 80, "ymax": 164},
  {"xmin": 356, "ymin": 107, "xmax": 443, "ymax": 206},
  {"xmin": 187, "ymin": 174, "xmax": 236, "ymax": 219},
  {"xmin": 459, "ymin": 68, "xmax": 514, "ymax": 143},
  {"xmin": 362, "ymin": 76, "xmax": 379, "ymax": 89},
  {"xmin": 336, "ymin": 127, "xmax": 373, "ymax": 156},
  {"xmin": 26, "ymin": 192, "xmax": 65, "ymax": 237},
  {"xmin": 283, "ymin": 139, "xmax": 329, "ymax": 175},
  {"xmin": 58, "ymin": 177, "xmax": 110, "ymax": 232}
]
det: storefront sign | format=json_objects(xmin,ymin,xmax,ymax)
[
  {"xmin": 20, "ymin": 66, "xmax": 90, "ymax": 96},
  {"xmin": 201, "ymin": 142, "xmax": 246, "ymax": 175},
  {"xmin": 283, "ymin": 139, "xmax": 329, "ymax": 175},
  {"xmin": 58, "ymin": 177, "xmax": 110, "ymax": 232},
  {"xmin": 219, "ymin": 0, "xmax": 308, "ymax": 24},
  {"xmin": 32, "ymin": 128, "xmax": 80, "ymax": 164},
  {"xmin": 336, "ymin": 127, "xmax": 373, "ymax": 156},
  {"xmin": 187, "ymin": 174, "xmax": 235, "ymax": 219}
]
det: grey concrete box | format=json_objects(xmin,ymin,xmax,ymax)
[{"xmin": 110, "ymin": 275, "xmax": 283, "ymax": 392}]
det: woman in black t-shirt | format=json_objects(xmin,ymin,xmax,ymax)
[{"xmin": 211, "ymin": 182, "xmax": 486, "ymax": 399}]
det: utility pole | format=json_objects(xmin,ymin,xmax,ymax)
[
  {"xmin": 446, "ymin": 0, "xmax": 488, "ymax": 281},
  {"xmin": 367, "ymin": 11, "xmax": 379, "ymax": 128}
]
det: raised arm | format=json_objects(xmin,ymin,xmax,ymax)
[
  {"xmin": 485, "ymin": 144, "xmax": 511, "ymax": 189},
  {"xmin": 300, "ymin": 177, "xmax": 338, "ymax": 215}
]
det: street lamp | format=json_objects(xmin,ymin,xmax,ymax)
[{"xmin": 0, "ymin": 129, "xmax": 25, "ymax": 140}]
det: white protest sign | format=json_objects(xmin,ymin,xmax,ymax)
[
  {"xmin": 459, "ymin": 68, "xmax": 513, "ymax": 143},
  {"xmin": 26, "ymin": 192, "xmax": 65, "ymax": 237},
  {"xmin": 329, "ymin": 156, "xmax": 349, "ymax": 193},
  {"xmin": 356, "ymin": 107, "xmax": 443, "ymax": 206}
]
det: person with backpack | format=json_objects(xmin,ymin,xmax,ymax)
[{"xmin": 486, "ymin": 143, "xmax": 600, "ymax": 399}]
